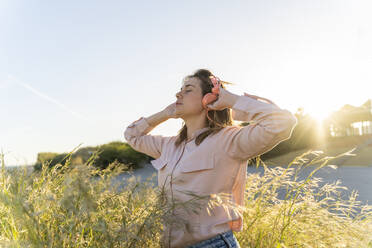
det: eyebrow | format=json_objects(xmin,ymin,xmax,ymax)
[{"xmin": 180, "ymin": 84, "xmax": 195, "ymax": 90}]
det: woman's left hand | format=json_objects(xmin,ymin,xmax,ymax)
[{"xmin": 205, "ymin": 86, "xmax": 239, "ymax": 111}]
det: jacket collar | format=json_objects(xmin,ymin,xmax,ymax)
[{"xmin": 186, "ymin": 127, "xmax": 210, "ymax": 143}]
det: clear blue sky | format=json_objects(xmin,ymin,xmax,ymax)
[{"xmin": 1, "ymin": 0, "xmax": 371, "ymax": 166}]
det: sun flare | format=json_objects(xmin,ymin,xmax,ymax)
[{"xmin": 304, "ymin": 106, "xmax": 335, "ymax": 123}]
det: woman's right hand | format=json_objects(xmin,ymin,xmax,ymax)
[{"xmin": 162, "ymin": 102, "xmax": 182, "ymax": 119}]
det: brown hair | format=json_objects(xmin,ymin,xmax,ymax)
[{"xmin": 175, "ymin": 69, "xmax": 234, "ymax": 147}]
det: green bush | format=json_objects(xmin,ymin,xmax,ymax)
[
  {"xmin": 33, "ymin": 142, "xmax": 150, "ymax": 171},
  {"xmin": 92, "ymin": 141, "xmax": 149, "ymax": 170},
  {"xmin": 33, "ymin": 153, "xmax": 69, "ymax": 171}
]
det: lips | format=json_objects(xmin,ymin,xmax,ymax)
[{"xmin": 176, "ymin": 102, "xmax": 183, "ymax": 105}]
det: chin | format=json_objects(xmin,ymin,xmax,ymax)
[{"xmin": 175, "ymin": 110, "xmax": 183, "ymax": 116}]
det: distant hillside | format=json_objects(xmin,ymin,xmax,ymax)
[{"xmin": 265, "ymin": 134, "xmax": 372, "ymax": 167}]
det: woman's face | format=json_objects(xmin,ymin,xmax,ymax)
[{"xmin": 175, "ymin": 77, "xmax": 205, "ymax": 118}]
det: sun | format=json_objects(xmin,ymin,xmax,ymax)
[
  {"xmin": 310, "ymin": 111, "xmax": 329, "ymax": 123},
  {"xmin": 303, "ymin": 107, "xmax": 332, "ymax": 143},
  {"xmin": 306, "ymin": 107, "xmax": 333, "ymax": 123}
]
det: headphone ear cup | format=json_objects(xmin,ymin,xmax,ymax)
[
  {"xmin": 202, "ymin": 93, "xmax": 217, "ymax": 109},
  {"xmin": 202, "ymin": 79, "xmax": 220, "ymax": 109},
  {"xmin": 202, "ymin": 94, "xmax": 210, "ymax": 109}
]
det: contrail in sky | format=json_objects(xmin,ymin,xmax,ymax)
[{"xmin": 7, "ymin": 74, "xmax": 89, "ymax": 121}]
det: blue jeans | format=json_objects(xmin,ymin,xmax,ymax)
[{"xmin": 186, "ymin": 230, "xmax": 241, "ymax": 248}]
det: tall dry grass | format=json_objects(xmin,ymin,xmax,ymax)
[
  {"xmin": 0, "ymin": 147, "xmax": 371, "ymax": 247},
  {"xmin": 237, "ymin": 148, "xmax": 372, "ymax": 247}
]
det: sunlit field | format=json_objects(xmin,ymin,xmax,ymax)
[{"xmin": 0, "ymin": 149, "xmax": 371, "ymax": 248}]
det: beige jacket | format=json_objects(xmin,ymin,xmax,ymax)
[{"xmin": 124, "ymin": 94, "xmax": 297, "ymax": 248}]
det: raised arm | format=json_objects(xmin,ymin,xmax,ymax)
[
  {"xmin": 124, "ymin": 109, "xmax": 172, "ymax": 159},
  {"xmin": 220, "ymin": 93, "xmax": 297, "ymax": 162}
]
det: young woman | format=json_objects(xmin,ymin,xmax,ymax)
[{"xmin": 124, "ymin": 69, "xmax": 297, "ymax": 248}]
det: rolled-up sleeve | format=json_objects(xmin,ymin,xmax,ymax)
[
  {"xmin": 223, "ymin": 95, "xmax": 298, "ymax": 161},
  {"xmin": 123, "ymin": 117, "xmax": 170, "ymax": 159}
]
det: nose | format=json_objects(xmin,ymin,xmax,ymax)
[{"xmin": 175, "ymin": 90, "xmax": 182, "ymax": 99}]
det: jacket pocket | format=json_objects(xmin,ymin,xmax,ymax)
[
  {"xmin": 150, "ymin": 157, "xmax": 168, "ymax": 170},
  {"xmin": 180, "ymin": 154, "xmax": 215, "ymax": 173}
]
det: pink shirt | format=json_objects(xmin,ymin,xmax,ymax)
[{"xmin": 124, "ymin": 94, "xmax": 297, "ymax": 248}]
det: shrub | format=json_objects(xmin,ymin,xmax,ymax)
[
  {"xmin": 33, "ymin": 142, "xmax": 150, "ymax": 171},
  {"xmin": 92, "ymin": 141, "xmax": 149, "ymax": 170}
]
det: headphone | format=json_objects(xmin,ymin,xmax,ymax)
[
  {"xmin": 202, "ymin": 76, "xmax": 221, "ymax": 109},
  {"xmin": 202, "ymin": 75, "xmax": 226, "ymax": 127}
]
